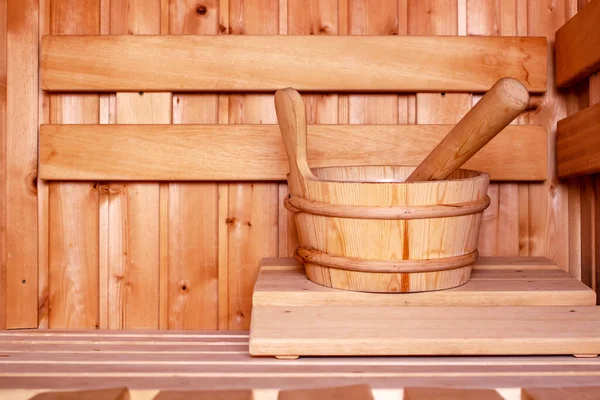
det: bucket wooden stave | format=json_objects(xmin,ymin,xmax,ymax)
[{"xmin": 275, "ymin": 88, "xmax": 490, "ymax": 293}]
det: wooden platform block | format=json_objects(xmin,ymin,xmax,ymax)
[
  {"xmin": 254, "ymin": 258, "xmax": 596, "ymax": 307},
  {"xmin": 249, "ymin": 258, "xmax": 600, "ymax": 357}
]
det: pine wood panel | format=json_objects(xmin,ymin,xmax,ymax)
[
  {"xmin": 108, "ymin": 92, "xmax": 169, "ymax": 329},
  {"xmin": 225, "ymin": 0, "xmax": 279, "ymax": 330},
  {"xmin": 281, "ymin": 0, "xmax": 339, "ymax": 258},
  {"xmin": 108, "ymin": 0, "xmax": 167, "ymax": 329},
  {"xmin": 0, "ymin": 0, "xmax": 6, "ymax": 331},
  {"xmin": 557, "ymin": 103, "xmax": 600, "ymax": 178},
  {"xmin": 40, "ymin": 35, "xmax": 548, "ymax": 92},
  {"xmin": 466, "ymin": 0, "xmax": 523, "ymax": 258},
  {"xmin": 3, "ymin": 0, "xmax": 583, "ymax": 329},
  {"xmin": 37, "ymin": 0, "xmax": 51, "ymax": 331},
  {"xmin": 526, "ymin": 0, "xmax": 571, "ymax": 272},
  {"xmin": 45, "ymin": 0, "xmax": 101, "ymax": 329},
  {"xmin": 167, "ymin": 0, "xmax": 220, "ymax": 331},
  {"xmin": 5, "ymin": 0, "xmax": 39, "ymax": 329},
  {"xmin": 556, "ymin": 0, "xmax": 600, "ymax": 87},
  {"xmin": 39, "ymin": 124, "xmax": 546, "ymax": 181}
]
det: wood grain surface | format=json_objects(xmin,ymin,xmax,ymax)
[
  {"xmin": 40, "ymin": 35, "xmax": 548, "ymax": 92},
  {"xmin": 3, "ymin": 0, "xmax": 590, "ymax": 328},
  {"xmin": 253, "ymin": 257, "xmax": 596, "ymax": 307},
  {"xmin": 40, "ymin": 123, "xmax": 546, "ymax": 181},
  {"xmin": 556, "ymin": 0, "xmax": 600, "ymax": 87},
  {"xmin": 1, "ymin": 331, "xmax": 600, "ymax": 397}
]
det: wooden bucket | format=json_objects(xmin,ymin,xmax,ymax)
[{"xmin": 276, "ymin": 89, "xmax": 491, "ymax": 293}]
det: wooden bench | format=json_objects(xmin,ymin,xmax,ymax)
[{"xmin": 1, "ymin": 330, "xmax": 600, "ymax": 399}]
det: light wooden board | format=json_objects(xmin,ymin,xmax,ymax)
[
  {"xmin": 40, "ymin": 35, "xmax": 548, "ymax": 92},
  {"xmin": 249, "ymin": 305, "xmax": 600, "ymax": 356},
  {"xmin": 525, "ymin": 0, "xmax": 571, "ymax": 274},
  {"xmin": 221, "ymin": 0, "xmax": 281, "ymax": 331},
  {"xmin": 45, "ymin": 0, "xmax": 102, "ymax": 331},
  {"xmin": 0, "ymin": 0, "xmax": 7, "ymax": 331},
  {"xmin": 467, "ymin": 0, "xmax": 523, "ymax": 259},
  {"xmin": 1, "ymin": 332, "xmax": 600, "ymax": 396},
  {"xmin": 107, "ymin": 0, "xmax": 168, "ymax": 330},
  {"xmin": 39, "ymin": 124, "xmax": 547, "ymax": 181},
  {"xmin": 252, "ymin": 259, "xmax": 596, "ymax": 307},
  {"xmin": 167, "ymin": 0, "xmax": 220, "ymax": 331},
  {"xmin": 5, "ymin": 0, "xmax": 40, "ymax": 329},
  {"xmin": 557, "ymin": 102, "xmax": 600, "ymax": 178},
  {"xmin": 556, "ymin": 0, "xmax": 600, "ymax": 87}
]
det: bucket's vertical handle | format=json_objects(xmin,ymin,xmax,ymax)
[{"xmin": 275, "ymin": 88, "xmax": 316, "ymax": 198}]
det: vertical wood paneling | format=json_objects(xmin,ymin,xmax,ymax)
[
  {"xmin": 98, "ymin": 0, "xmax": 114, "ymax": 330},
  {"xmin": 0, "ymin": 0, "xmax": 6, "ymax": 330},
  {"xmin": 409, "ymin": 0, "xmax": 477, "ymax": 255},
  {"xmin": 409, "ymin": 0, "xmax": 468, "ymax": 139},
  {"xmin": 580, "ymin": 0, "xmax": 600, "ymax": 299},
  {"xmin": 37, "ymin": 0, "xmax": 50, "ymax": 329},
  {"xmin": 1, "ymin": 0, "xmax": 584, "ymax": 328},
  {"xmin": 48, "ymin": 182, "xmax": 99, "ymax": 328},
  {"xmin": 226, "ymin": 0, "xmax": 279, "ymax": 330},
  {"xmin": 6, "ymin": 0, "xmax": 38, "ymax": 329},
  {"xmin": 108, "ymin": 92, "xmax": 170, "ymax": 329},
  {"xmin": 467, "ymin": 0, "xmax": 520, "ymax": 257},
  {"xmin": 108, "ymin": 0, "xmax": 167, "ymax": 329},
  {"xmin": 167, "ymin": 0, "xmax": 219, "ymax": 331},
  {"xmin": 47, "ymin": 0, "xmax": 100, "ymax": 329},
  {"xmin": 349, "ymin": 0, "xmax": 400, "ymax": 125},
  {"xmin": 110, "ymin": 0, "xmax": 161, "ymax": 33},
  {"xmin": 525, "ymin": 0, "xmax": 570, "ymax": 271},
  {"xmin": 279, "ymin": 0, "xmax": 339, "ymax": 258}
]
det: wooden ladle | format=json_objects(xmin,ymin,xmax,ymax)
[{"xmin": 405, "ymin": 77, "xmax": 530, "ymax": 182}]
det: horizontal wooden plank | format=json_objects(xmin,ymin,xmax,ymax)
[
  {"xmin": 1, "ymin": 331, "xmax": 600, "ymax": 394},
  {"xmin": 39, "ymin": 124, "xmax": 547, "ymax": 181},
  {"xmin": 555, "ymin": 0, "xmax": 600, "ymax": 87},
  {"xmin": 252, "ymin": 260, "xmax": 595, "ymax": 307},
  {"xmin": 249, "ymin": 306, "xmax": 600, "ymax": 356},
  {"xmin": 522, "ymin": 386, "xmax": 600, "ymax": 400},
  {"xmin": 40, "ymin": 35, "xmax": 547, "ymax": 93},
  {"xmin": 557, "ymin": 103, "xmax": 600, "ymax": 178}
]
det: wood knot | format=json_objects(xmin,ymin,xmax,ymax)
[
  {"xmin": 26, "ymin": 171, "xmax": 37, "ymax": 196},
  {"xmin": 246, "ymin": 221, "xmax": 252, "ymax": 227},
  {"xmin": 180, "ymin": 281, "xmax": 190, "ymax": 293},
  {"xmin": 196, "ymin": 4, "xmax": 207, "ymax": 15},
  {"xmin": 225, "ymin": 217, "xmax": 236, "ymax": 225},
  {"xmin": 318, "ymin": 25, "xmax": 329, "ymax": 33},
  {"xmin": 219, "ymin": 25, "xmax": 232, "ymax": 34}
]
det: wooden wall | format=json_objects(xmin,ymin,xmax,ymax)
[
  {"xmin": 0, "ymin": 0, "xmax": 595, "ymax": 330},
  {"xmin": 567, "ymin": 0, "xmax": 600, "ymax": 303}
]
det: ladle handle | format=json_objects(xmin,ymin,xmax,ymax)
[
  {"xmin": 405, "ymin": 77, "xmax": 530, "ymax": 182},
  {"xmin": 274, "ymin": 88, "xmax": 316, "ymax": 197}
]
